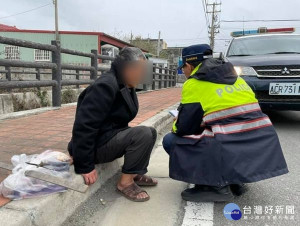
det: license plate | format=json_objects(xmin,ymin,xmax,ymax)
[{"xmin": 269, "ymin": 83, "xmax": 300, "ymax": 95}]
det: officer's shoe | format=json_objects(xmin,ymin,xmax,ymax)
[
  {"xmin": 181, "ymin": 185, "xmax": 234, "ymax": 202},
  {"xmin": 230, "ymin": 184, "xmax": 247, "ymax": 196}
]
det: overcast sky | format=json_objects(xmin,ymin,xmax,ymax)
[{"xmin": 1, "ymin": 0, "xmax": 300, "ymax": 52}]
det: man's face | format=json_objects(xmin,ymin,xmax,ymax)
[
  {"xmin": 123, "ymin": 59, "xmax": 147, "ymax": 88},
  {"xmin": 182, "ymin": 63, "xmax": 194, "ymax": 79}
]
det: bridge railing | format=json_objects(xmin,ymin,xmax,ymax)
[{"xmin": 0, "ymin": 36, "xmax": 177, "ymax": 107}]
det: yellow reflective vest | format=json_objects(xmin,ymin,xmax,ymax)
[{"xmin": 173, "ymin": 63, "xmax": 257, "ymax": 133}]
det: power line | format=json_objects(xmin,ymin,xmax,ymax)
[
  {"xmin": 221, "ymin": 19, "xmax": 300, "ymax": 23},
  {"xmin": 219, "ymin": 27, "xmax": 300, "ymax": 31},
  {"xmin": 201, "ymin": 0, "xmax": 210, "ymax": 37},
  {"xmin": 205, "ymin": 1, "xmax": 222, "ymax": 50},
  {"xmin": 215, "ymin": 38, "xmax": 231, "ymax": 40},
  {"xmin": 165, "ymin": 37, "xmax": 209, "ymax": 41},
  {"xmin": 0, "ymin": 3, "xmax": 51, "ymax": 20}
]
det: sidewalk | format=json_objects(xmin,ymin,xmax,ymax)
[{"xmin": 0, "ymin": 88, "xmax": 181, "ymax": 183}]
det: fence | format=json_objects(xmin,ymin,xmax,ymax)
[{"xmin": 0, "ymin": 36, "xmax": 177, "ymax": 107}]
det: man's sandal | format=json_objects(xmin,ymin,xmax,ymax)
[
  {"xmin": 134, "ymin": 174, "xmax": 158, "ymax": 186},
  {"xmin": 117, "ymin": 183, "xmax": 150, "ymax": 202}
]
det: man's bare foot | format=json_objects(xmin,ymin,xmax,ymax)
[{"xmin": 117, "ymin": 174, "xmax": 149, "ymax": 200}]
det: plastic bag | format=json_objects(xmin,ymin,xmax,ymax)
[{"xmin": 0, "ymin": 150, "xmax": 71, "ymax": 200}]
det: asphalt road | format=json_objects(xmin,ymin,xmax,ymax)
[{"xmin": 64, "ymin": 111, "xmax": 299, "ymax": 226}]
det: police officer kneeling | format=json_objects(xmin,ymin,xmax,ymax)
[{"xmin": 163, "ymin": 44, "xmax": 288, "ymax": 202}]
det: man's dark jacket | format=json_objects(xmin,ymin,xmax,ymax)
[{"xmin": 68, "ymin": 64, "xmax": 138, "ymax": 174}]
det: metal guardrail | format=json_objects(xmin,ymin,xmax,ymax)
[
  {"xmin": 152, "ymin": 65, "xmax": 177, "ymax": 90},
  {"xmin": 0, "ymin": 36, "xmax": 177, "ymax": 107}
]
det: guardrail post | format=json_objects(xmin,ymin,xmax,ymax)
[
  {"xmin": 163, "ymin": 68, "xmax": 166, "ymax": 88},
  {"xmin": 76, "ymin": 69, "xmax": 80, "ymax": 88},
  {"xmin": 165, "ymin": 68, "xmax": 168, "ymax": 88},
  {"xmin": 5, "ymin": 66, "xmax": 11, "ymax": 92},
  {"xmin": 169, "ymin": 68, "xmax": 172, "ymax": 87},
  {"xmin": 168, "ymin": 67, "xmax": 171, "ymax": 87},
  {"xmin": 143, "ymin": 84, "xmax": 147, "ymax": 91},
  {"xmin": 36, "ymin": 68, "xmax": 41, "ymax": 81},
  {"xmin": 91, "ymin": 49, "xmax": 98, "ymax": 80},
  {"xmin": 5, "ymin": 66, "xmax": 11, "ymax": 81},
  {"xmin": 173, "ymin": 68, "xmax": 177, "ymax": 86},
  {"xmin": 167, "ymin": 68, "xmax": 169, "ymax": 88},
  {"xmin": 36, "ymin": 68, "xmax": 41, "ymax": 91},
  {"xmin": 159, "ymin": 67, "xmax": 162, "ymax": 89},
  {"xmin": 169, "ymin": 69, "xmax": 171, "ymax": 87},
  {"xmin": 152, "ymin": 64, "xmax": 156, "ymax": 90},
  {"xmin": 51, "ymin": 40, "xmax": 62, "ymax": 107}
]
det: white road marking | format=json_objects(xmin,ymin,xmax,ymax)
[{"xmin": 182, "ymin": 201, "xmax": 214, "ymax": 226}]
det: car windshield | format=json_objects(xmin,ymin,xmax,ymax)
[{"xmin": 227, "ymin": 35, "xmax": 300, "ymax": 57}]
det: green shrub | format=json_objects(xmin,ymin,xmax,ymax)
[
  {"xmin": 12, "ymin": 93, "xmax": 40, "ymax": 112},
  {"xmin": 36, "ymin": 90, "xmax": 50, "ymax": 107},
  {"xmin": 62, "ymin": 89, "xmax": 77, "ymax": 104}
]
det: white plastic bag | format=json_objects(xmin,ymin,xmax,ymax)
[{"xmin": 0, "ymin": 150, "xmax": 71, "ymax": 200}]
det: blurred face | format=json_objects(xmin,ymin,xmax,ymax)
[
  {"xmin": 182, "ymin": 63, "xmax": 195, "ymax": 79},
  {"xmin": 123, "ymin": 59, "xmax": 147, "ymax": 88}
]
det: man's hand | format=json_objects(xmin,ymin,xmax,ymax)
[{"xmin": 82, "ymin": 169, "xmax": 98, "ymax": 185}]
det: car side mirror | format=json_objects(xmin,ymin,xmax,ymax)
[{"xmin": 213, "ymin": 52, "xmax": 224, "ymax": 60}]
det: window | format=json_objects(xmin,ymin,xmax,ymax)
[
  {"xmin": 34, "ymin": 49, "xmax": 51, "ymax": 61},
  {"xmin": 227, "ymin": 35, "xmax": 300, "ymax": 57},
  {"xmin": 4, "ymin": 45, "xmax": 20, "ymax": 60}
]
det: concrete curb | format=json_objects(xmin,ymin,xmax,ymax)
[
  {"xmin": 0, "ymin": 103, "xmax": 179, "ymax": 226},
  {"xmin": 0, "ymin": 107, "xmax": 61, "ymax": 121}
]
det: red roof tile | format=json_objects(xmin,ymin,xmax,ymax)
[{"xmin": 0, "ymin": 24, "xmax": 19, "ymax": 31}]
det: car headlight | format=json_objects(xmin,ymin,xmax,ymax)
[{"xmin": 234, "ymin": 66, "xmax": 257, "ymax": 76}]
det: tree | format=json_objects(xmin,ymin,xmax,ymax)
[{"xmin": 130, "ymin": 36, "xmax": 157, "ymax": 55}]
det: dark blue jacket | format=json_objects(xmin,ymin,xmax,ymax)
[{"xmin": 169, "ymin": 59, "xmax": 288, "ymax": 186}]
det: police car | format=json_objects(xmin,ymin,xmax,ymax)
[{"xmin": 225, "ymin": 28, "xmax": 300, "ymax": 110}]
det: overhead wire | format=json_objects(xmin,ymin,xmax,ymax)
[
  {"xmin": 221, "ymin": 19, "xmax": 300, "ymax": 23},
  {"xmin": 0, "ymin": 3, "xmax": 51, "ymax": 20},
  {"xmin": 201, "ymin": 0, "xmax": 210, "ymax": 38}
]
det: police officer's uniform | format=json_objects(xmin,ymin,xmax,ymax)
[{"xmin": 163, "ymin": 44, "xmax": 288, "ymax": 201}]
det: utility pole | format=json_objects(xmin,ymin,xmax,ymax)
[
  {"xmin": 53, "ymin": 0, "xmax": 59, "ymax": 41},
  {"xmin": 157, "ymin": 31, "xmax": 161, "ymax": 56},
  {"xmin": 209, "ymin": 3, "xmax": 216, "ymax": 50},
  {"xmin": 243, "ymin": 16, "xmax": 245, "ymax": 36},
  {"xmin": 205, "ymin": 1, "xmax": 221, "ymax": 50}
]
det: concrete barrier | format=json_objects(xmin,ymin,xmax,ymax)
[
  {"xmin": 0, "ymin": 94, "xmax": 14, "ymax": 114},
  {"xmin": 0, "ymin": 88, "xmax": 85, "ymax": 115},
  {"xmin": 0, "ymin": 103, "xmax": 177, "ymax": 226}
]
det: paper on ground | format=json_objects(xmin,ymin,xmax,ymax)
[{"xmin": 169, "ymin": 109, "xmax": 179, "ymax": 117}]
